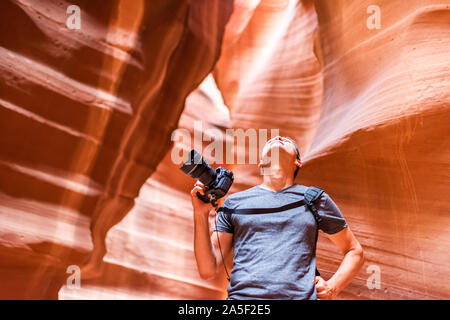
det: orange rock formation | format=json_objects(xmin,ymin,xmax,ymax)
[{"xmin": 0, "ymin": 0, "xmax": 449, "ymax": 299}]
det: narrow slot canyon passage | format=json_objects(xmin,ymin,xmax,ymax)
[{"xmin": 0, "ymin": 0, "xmax": 448, "ymax": 300}]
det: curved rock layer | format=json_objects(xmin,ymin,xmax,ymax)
[
  {"xmin": 309, "ymin": 0, "xmax": 450, "ymax": 299},
  {"xmin": 0, "ymin": 0, "xmax": 232, "ymax": 299},
  {"xmin": 59, "ymin": 80, "xmax": 233, "ymax": 299},
  {"xmin": 0, "ymin": 0, "xmax": 449, "ymax": 300}
]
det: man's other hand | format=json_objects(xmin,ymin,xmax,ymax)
[{"xmin": 315, "ymin": 276, "xmax": 337, "ymax": 300}]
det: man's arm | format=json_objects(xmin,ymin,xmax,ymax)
[
  {"xmin": 191, "ymin": 183, "xmax": 233, "ymax": 280},
  {"xmin": 315, "ymin": 226, "xmax": 364, "ymax": 299}
]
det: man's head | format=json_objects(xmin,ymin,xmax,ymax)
[{"xmin": 259, "ymin": 136, "xmax": 302, "ymax": 179}]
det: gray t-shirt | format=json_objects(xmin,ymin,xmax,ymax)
[{"xmin": 215, "ymin": 184, "xmax": 347, "ymax": 300}]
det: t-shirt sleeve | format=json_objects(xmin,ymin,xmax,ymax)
[
  {"xmin": 317, "ymin": 192, "xmax": 347, "ymax": 234},
  {"xmin": 214, "ymin": 197, "xmax": 234, "ymax": 234}
]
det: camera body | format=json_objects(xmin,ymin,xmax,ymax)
[
  {"xmin": 197, "ymin": 166, "xmax": 234, "ymax": 204},
  {"xmin": 180, "ymin": 150, "xmax": 234, "ymax": 206}
]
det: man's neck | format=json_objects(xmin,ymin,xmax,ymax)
[{"xmin": 260, "ymin": 169, "xmax": 295, "ymax": 192}]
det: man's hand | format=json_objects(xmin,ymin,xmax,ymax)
[
  {"xmin": 190, "ymin": 181, "xmax": 212, "ymax": 215},
  {"xmin": 315, "ymin": 276, "xmax": 337, "ymax": 300}
]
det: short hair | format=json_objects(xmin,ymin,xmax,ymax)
[
  {"xmin": 292, "ymin": 142, "xmax": 301, "ymax": 179},
  {"xmin": 281, "ymin": 137, "xmax": 301, "ymax": 179}
]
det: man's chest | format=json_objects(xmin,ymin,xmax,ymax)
[{"xmin": 231, "ymin": 208, "xmax": 317, "ymax": 239}]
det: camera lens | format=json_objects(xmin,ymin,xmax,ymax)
[{"xmin": 180, "ymin": 150, "xmax": 216, "ymax": 186}]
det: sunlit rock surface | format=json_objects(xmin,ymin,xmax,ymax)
[{"xmin": 0, "ymin": 0, "xmax": 232, "ymax": 299}]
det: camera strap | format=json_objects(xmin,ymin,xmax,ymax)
[{"xmin": 212, "ymin": 203, "xmax": 231, "ymax": 282}]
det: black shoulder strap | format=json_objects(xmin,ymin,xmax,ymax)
[
  {"xmin": 304, "ymin": 186, "xmax": 324, "ymax": 277},
  {"xmin": 217, "ymin": 199, "xmax": 306, "ymax": 215},
  {"xmin": 304, "ymin": 186, "xmax": 324, "ymax": 224}
]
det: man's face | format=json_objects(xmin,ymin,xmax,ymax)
[{"xmin": 260, "ymin": 136, "xmax": 299, "ymax": 168}]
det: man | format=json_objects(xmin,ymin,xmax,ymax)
[{"xmin": 191, "ymin": 136, "xmax": 364, "ymax": 300}]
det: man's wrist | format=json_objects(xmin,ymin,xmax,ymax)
[
  {"xmin": 326, "ymin": 279, "xmax": 340, "ymax": 298},
  {"xmin": 193, "ymin": 207, "xmax": 210, "ymax": 219}
]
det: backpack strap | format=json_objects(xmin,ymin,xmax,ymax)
[
  {"xmin": 304, "ymin": 186, "xmax": 324, "ymax": 277},
  {"xmin": 217, "ymin": 199, "xmax": 306, "ymax": 215},
  {"xmin": 304, "ymin": 187, "xmax": 324, "ymax": 224}
]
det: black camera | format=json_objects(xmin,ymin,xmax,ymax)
[{"xmin": 180, "ymin": 150, "xmax": 234, "ymax": 207}]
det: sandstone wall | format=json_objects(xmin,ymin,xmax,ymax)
[{"xmin": 0, "ymin": 0, "xmax": 449, "ymax": 299}]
